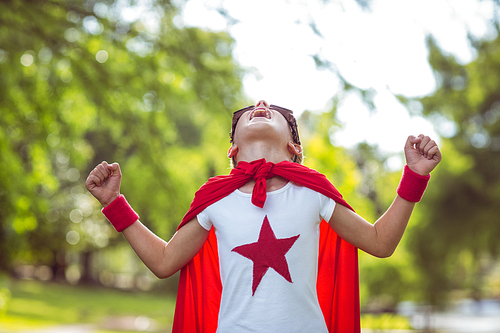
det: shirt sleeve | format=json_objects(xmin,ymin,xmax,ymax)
[
  {"xmin": 318, "ymin": 193, "xmax": 336, "ymax": 222},
  {"xmin": 196, "ymin": 208, "xmax": 213, "ymax": 231}
]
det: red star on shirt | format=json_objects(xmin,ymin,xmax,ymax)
[{"xmin": 232, "ymin": 215, "xmax": 300, "ymax": 296}]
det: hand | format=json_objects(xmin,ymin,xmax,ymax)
[
  {"xmin": 404, "ymin": 135, "xmax": 442, "ymax": 176},
  {"xmin": 85, "ymin": 161, "xmax": 122, "ymax": 207}
]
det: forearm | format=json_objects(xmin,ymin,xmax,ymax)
[
  {"xmin": 121, "ymin": 217, "xmax": 210, "ymax": 278},
  {"xmin": 330, "ymin": 195, "xmax": 416, "ymax": 258},
  {"xmin": 100, "ymin": 195, "xmax": 210, "ymax": 278},
  {"xmin": 86, "ymin": 164, "xmax": 210, "ymax": 278},
  {"xmin": 122, "ymin": 221, "xmax": 172, "ymax": 278},
  {"xmin": 372, "ymin": 195, "xmax": 415, "ymax": 257},
  {"xmin": 369, "ymin": 162, "xmax": 432, "ymax": 256},
  {"xmin": 331, "ymin": 135, "xmax": 440, "ymax": 258}
]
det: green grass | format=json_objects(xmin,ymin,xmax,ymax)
[
  {"xmin": 0, "ymin": 279, "xmax": 176, "ymax": 332},
  {"xmin": 1, "ymin": 279, "xmax": 413, "ymax": 332},
  {"xmin": 361, "ymin": 313, "xmax": 412, "ymax": 330}
]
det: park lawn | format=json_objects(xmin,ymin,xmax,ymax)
[
  {"xmin": 1, "ymin": 279, "xmax": 412, "ymax": 332},
  {"xmin": 0, "ymin": 279, "xmax": 176, "ymax": 332},
  {"xmin": 361, "ymin": 313, "xmax": 412, "ymax": 330}
]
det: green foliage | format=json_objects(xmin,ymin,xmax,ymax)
[
  {"xmin": 402, "ymin": 30, "xmax": 500, "ymax": 305},
  {"xmin": 0, "ymin": 0, "xmax": 244, "ymax": 279},
  {"xmin": 299, "ymin": 105, "xmax": 372, "ymax": 218}
]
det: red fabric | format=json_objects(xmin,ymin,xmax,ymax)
[
  {"xmin": 172, "ymin": 159, "xmax": 360, "ymax": 333},
  {"xmin": 101, "ymin": 195, "xmax": 139, "ymax": 232},
  {"xmin": 397, "ymin": 164, "xmax": 431, "ymax": 202}
]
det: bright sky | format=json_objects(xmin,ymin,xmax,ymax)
[{"xmin": 178, "ymin": 0, "xmax": 497, "ymax": 157}]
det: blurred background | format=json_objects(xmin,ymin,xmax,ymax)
[{"xmin": 1, "ymin": 0, "xmax": 500, "ymax": 332}]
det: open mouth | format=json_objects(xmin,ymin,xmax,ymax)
[{"xmin": 249, "ymin": 108, "xmax": 271, "ymax": 120}]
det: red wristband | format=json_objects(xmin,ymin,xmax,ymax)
[
  {"xmin": 102, "ymin": 195, "xmax": 139, "ymax": 232},
  {"xmin": 397, "ymin": 165, "xmax": 431, "ymax": 202}
]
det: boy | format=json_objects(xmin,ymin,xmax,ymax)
[{"xmin": 86, "ymin": 100, "xmax": 441, "ymax": 332}]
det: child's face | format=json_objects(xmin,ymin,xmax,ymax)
[{"xmin": 232, "ymin": 100, "xmax": 293, "ymax": 146}]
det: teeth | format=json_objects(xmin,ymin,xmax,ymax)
[{"xmin": 250, "ymin": 109, "xmax": 271, "ymax": 120}]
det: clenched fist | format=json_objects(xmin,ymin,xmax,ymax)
[
  {"xmin": 404, "ymin": 135, "xmax": 442, "ymax": 176},
  {"xmin": 85, "ymin": 161, "xmax": 122, "ymax": 207}
]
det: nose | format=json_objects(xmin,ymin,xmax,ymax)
[{"xmin": 255, "ymin": 100, "xmax": 269, "ymax": 109}]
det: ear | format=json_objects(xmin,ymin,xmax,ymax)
[
  {"xmin": 227, "ymin": 145, "xmax": 239, "ymax": 158},
  {"xmin": 287, "ymin": 142, "xmax": 303, "ymax": 158}
]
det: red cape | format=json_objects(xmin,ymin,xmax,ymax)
[{"xmin": 172, "ymin": 159, "xmax": 360, "ymax": 332}]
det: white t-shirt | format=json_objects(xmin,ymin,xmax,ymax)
[{"xmin": 197, "ymin": 182, "xmax": 336, "ymax": 333}]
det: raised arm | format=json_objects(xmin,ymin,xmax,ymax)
[
  {"xmin": 329, "ymin": 135, "xmax": 442, "ymax": 258},
  {"xmin": 85, "ymin": 161, "xmax": 209, "ymax": 278}
]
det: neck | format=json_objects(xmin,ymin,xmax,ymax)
[{"xmin": 236, "ymin": 141, "xmax": 291, "ymax": 165}]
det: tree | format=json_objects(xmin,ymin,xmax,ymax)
[
  {"xmin": 399, "ymin": 29, "xmax": 500, "ymax": 305},
  {"xmin": 0, "ymin": 0, "xmax": 245, "ymax": 284}
]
